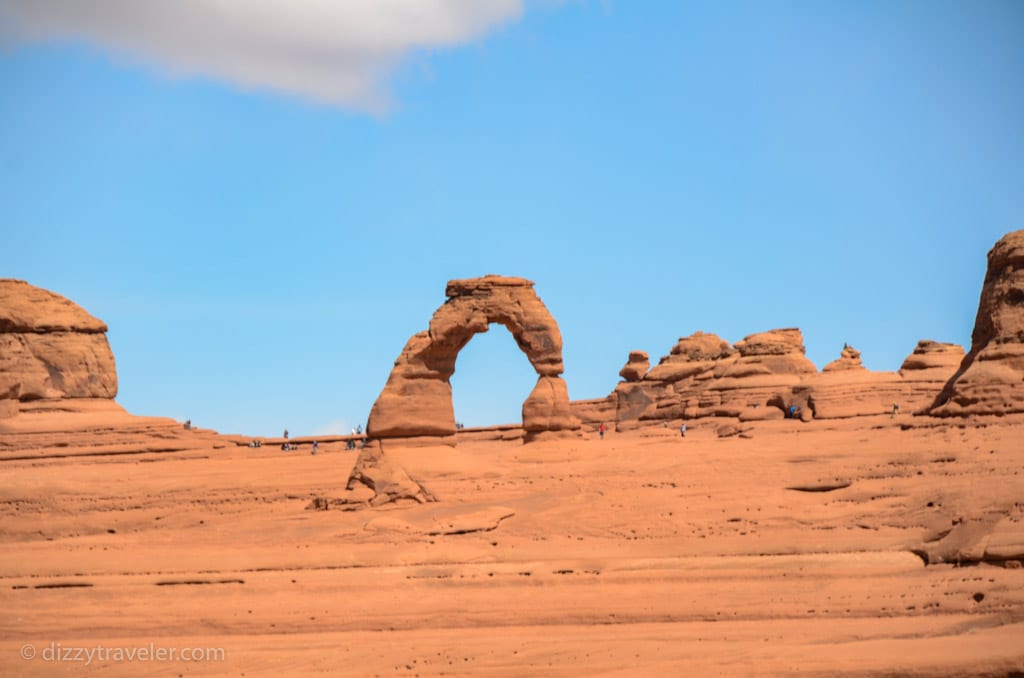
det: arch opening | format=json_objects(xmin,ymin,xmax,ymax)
[{"xmin": 450, "ymin": 323, "xmax": 537, "ymax": 429}]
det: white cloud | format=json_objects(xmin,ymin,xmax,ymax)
[{"xmin": 0, "ymin": 0, "xmax": 524, "ymax": 112}]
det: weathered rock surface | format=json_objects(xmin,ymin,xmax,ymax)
[
  {"xmin": 0, "ymin": 279, "xmax": 117, "ymax": 406},
  {"xmin": 521, "ymin": 375, "xmax": 579, "ymax": 442},
  {"xmin": 611, "ymin": 329, "xmax": 820, "ymax": 428},
  {"xmin": 804, "ymin": 341, "xmax": 964, "ymax": 420},
  {"xmin": 823, "ymin": 345, "xmax": 865, "ymax": 372},
  {"xmin": 570, "ymin": 394, "xmax": 618, "ymax": 431},
  {"xmin": 346, "ymin": 446, "xmax": 436, "ymax": 506},
  {"xmin": 931, "ymin": 229, "xmax": 1024, "ymax": 416},
  {"xmin": 618, "ymin": 351, "xmax": 649, "ymax": 382},
  {"xmin": 367, "ymin": 276, "xmax": 579, "ymax": 441},
  {"xmin": 598, "ymin": 329, "xmax": 964, "ymax": 429}
]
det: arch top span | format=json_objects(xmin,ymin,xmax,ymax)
[{"xmin": 366, "ymin": 275, "xmax": 580, "ymax": 442}]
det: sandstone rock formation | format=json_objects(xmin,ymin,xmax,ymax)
[
  {"xmin": 611, "ymin": 328, "xmax": 817, "ymax": 429},
  {"xmin": 804, "ymin": 340, "xmax": 964, "ymax": 420},
  {"xmin": 618, "ymin": 351, "xmax": 649, "ymax": 382},
  {"xmin": 367, "ymin": 276, "xmax": 580, "ymax": 442},
  {"xmin": 570, "ymin": 394, "xmax": 617, "ymax": 430},
  {"xmin": 931, "ymin": 229, "xmax": 1024, "ymax": 416},
  {"xmin": 823, "ymin": 345, "xmax": 865, "ymax": 372},
  {"xmin": 346, "ymin": 446, "xmax": 436, "ymax": 506},
  {"xmin": 596, "ymin": 329, "xmax": 965, "ymax": 429},
  {"xmin": 0, "ymin": 280, "xmax": 117, "ymax": 416}
]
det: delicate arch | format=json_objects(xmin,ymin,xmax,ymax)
[{"xmin": 366, "ymin": 276, "xmax": 579, "ymax": 441}]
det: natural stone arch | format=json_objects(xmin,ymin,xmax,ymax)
[{"xmin": 366, "ymin": 275, "xmax": 580, "ymax": 442}]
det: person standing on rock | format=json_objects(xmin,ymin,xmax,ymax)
[
  {"xmin": 312, "ymin": 440, "xmax": 319, "ymax": 455},
  {"xmin": 680, "ymin": 423, "xmax": 687, "ymax": 438},
  {"xmin": 892, "ymin": 403, "xmax": 899, "ymax": 418},
  {"xmin": 599, "ymin": 423, "xmax": 606, "ymax": 440}
]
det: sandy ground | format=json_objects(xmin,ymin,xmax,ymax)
[{"xmin": 2, "ymin": 411, "xmax": 1023, "ymax": 676}]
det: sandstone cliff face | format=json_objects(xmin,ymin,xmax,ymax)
[
  {"xmin": 931, "ymin": 229, "xmax": 1024, "ymax": 416},
  {"xmin": 367, "ymin": 276, "xmax": 579, "ymax": 442},
  {"xmin": 0, "ymin": 280, "xmax": 117, "ymax": 409}
]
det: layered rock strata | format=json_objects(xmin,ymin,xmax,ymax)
[
  {"xmin": 0, "ymin": 280, "xmax": 118, "ymax": 418},
  {"xmin": 806, "ymin": 341, "xmax": 964, "ymax": 419},
  {"xmin": 606, "ymin": 330, "xmax": 964, "ymax": 429},
  {"xmin": 612, "ymin": 328, "xmax": 819, "ymax": 429}
]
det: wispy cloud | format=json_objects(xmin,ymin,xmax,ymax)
[{"xmin": 0, "ymin": 0, "xmax": 524, "ymax": 112}]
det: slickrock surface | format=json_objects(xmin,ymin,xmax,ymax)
[
  {"xmin": 932, "ymin": 229, "xmax": 1024, "ymax": 416},
  {"xmin": 2, "ymin": 414, "xmax": 1023, "ymax": 676},
  {"xmin": 0, "ymin": 279, "xmax": 117, "ymax": 405},
  {"xmin": 367, "ymin": 276, "xmax": 579, "ymax": 441}
]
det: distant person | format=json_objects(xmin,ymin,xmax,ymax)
[
  {"xmin": 283, "ymin": 429, "xmax": 289, "ymax": 440},
  {"xmin": 892, "ymin": 403, "xmax": 900, "ymax": 418},
  {"xmin": 312, "ymin": 441, "xmax": 319, "ymax": 456},
  {"xmin": 680, "ymin": 423, "xmax": 687, "ymax": 438},
  {"xmin": 184, "ymin": 419, "xmax": 191, "ymax": 431},
  {"xmin": 599, "ymin": 423, "xmax": 605, "ymax": 440},
  {"xmin": 788, "ymin": 405, "xmax": 796, "ymax": 419},
  {"xmin": 356, "ymin": 424, "xmax": 362, "ymax": 435}
]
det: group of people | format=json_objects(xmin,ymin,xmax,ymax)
[
  {"xmin": 598, "ymin": 422, "xmax": 686, "ymax": 439},
  {"xmin": 347, "ymin": 424, "xmax": 363, "ymax": 450},
  {"xmin": 272, "ymin": 426, "xmax": 364, "ymax": 453}
]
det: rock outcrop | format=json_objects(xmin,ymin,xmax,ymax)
[
  {"xmin": 803, "ymin": 340, "xmax": 964, "ymax": 420},
  {"xmin": 367, "ymin": 275, "xmax": 580, "ymax": 442},
  {"xmin": 931, "ymin": 229, "xmax": 1024, "ymax": 416},
  {"xmin": 0, "ymin": 280, "xmax": 117, "ymax": 416},
  {"xmin": 600, "ymin": 329, "xmax": 965, "ymax": 429},
  {"xmin": 346, "ymin": 446, "xmax": 436, "ymax": 506},
  {"xmin": 619, "ymin": 351, "xmax": 649, "ymax": 382},
  {"xmin": 611, "ymin": 329, "xmax": 819, "ymax": 429},
  {"xmin": 823, "ymin": 345, "xmax": 865, "ymax": 372}
]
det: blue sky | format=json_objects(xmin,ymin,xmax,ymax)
[{"xmin": 2, "ymin": 1, "xmax": 1021, "ymax": 436}]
